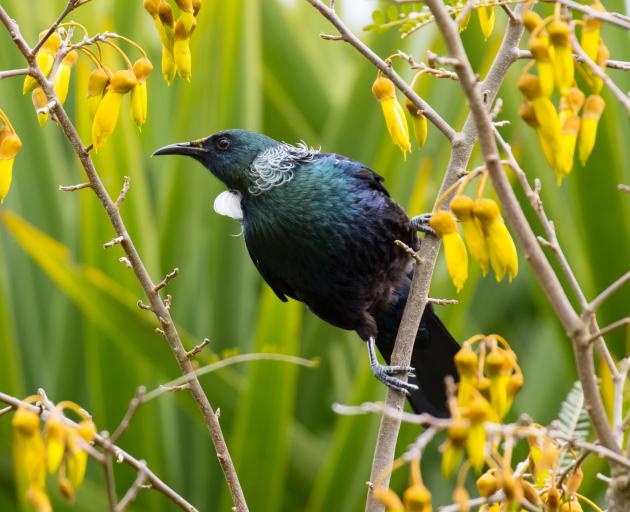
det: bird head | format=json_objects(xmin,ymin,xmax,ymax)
[{"xmin": 153, "ymin": 129, "xmax": 278, "ymax": 192}]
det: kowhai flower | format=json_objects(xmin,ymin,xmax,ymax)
[
  {"xmin": 372, "ymin": 76, "xmax": 411, "ymax": 157},
  {"xmin": 477, "ymin": 6, "xmax": 495, "ymax": 41},
  {"xmin": 473, "ymin": 199, "xmax": 518, "ymax": 283},
  {"xmin": 86, "ymin": 67, "xmax": 110, "ymax": 120},
  {"xmin": 548, "ymin": 20, "xmax": 574, "ymax": 94},
  {"xmin": 578, "ymin": 94, "xmax": 605, "ymax": 166},
  {"xmin": 23, "ymin": 32, "xmax": 61, "ymax": 94},
  {"xmin": 131, "ymin": 58, "xmax": 154, "ymax": 129},
  {"xmin": 0, "ymin": 111, "xmax": 23, "ymax": 203},
  {"xmin": 92, "ymin": 70, "xmax": 137, "ymax": 150},
  {"xmin": 429, "ymin": 210, "xmax": 468, "ymax": 292},
  {"xmin": 450, "ymin": 194, "xmax": 489, "ymax": 276},
  {"xmin": 53, "ymin": 50, "xmax": 79, "ymax": 105}
]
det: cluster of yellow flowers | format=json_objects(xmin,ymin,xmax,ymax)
[
  {"xmin": 23, "ymin": 26, "xmax": 154, "ymax": 151},
  {"xmin": 24, "ymin": 31, "xmax": 80, "ymax": 128},
  {"xmin": 519, "ymin": 2, "xmax": 607, "ymax": 183},
  {"xmin": 0, "ymin": 109, "xmax": 22, "ymax": 204},
  {"xmin": 143, "ymin": 0, "xmax": 202, "ymax": 83},
  {"xmin": 12, "ymin": 395, "xmax": 96, "ymax": 512},
  {"xmin": 429, "ymin": 175, "xmax": 518, "ymax": 292},
  {"xmin": 374, "ymin": 456, "xmax": 433, "ymax": 512},
  {"xmin": 443, "ymin": 335, "xmax": 523, "ymax": 477},
  {"xmin": 372, "ymin": 74, "xmax": 428, "ymax": 158}
]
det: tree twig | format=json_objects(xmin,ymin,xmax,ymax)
[
  {"xmin": 0, "ymin": 391, "xmax": 196, "ymax": 512},
  {"xmin": 0, "ymin": 6, "xmax": 248, "ymax": 510},
  {"xmin": 110, "ymin": 386, "xmax": 146, "ymax": 444}
]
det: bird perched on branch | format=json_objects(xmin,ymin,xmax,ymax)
[{"xmin": 154, "ymin": 130, "xmax": 459, "ymax": 416}]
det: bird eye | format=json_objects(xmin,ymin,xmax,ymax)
[{"xmin": 216, "ymin": 137, "xmax": 231, "ymax": 151}]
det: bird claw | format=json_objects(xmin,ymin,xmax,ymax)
[
  {"xmin": 371, "ymin": 362, "xmax": 419, "ymax": 395},
  {"xmin": 410, "ymin": 213, "xmax": 436, "ymax": 236}
]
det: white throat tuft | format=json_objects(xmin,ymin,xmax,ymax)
[{"xmin": 213, "ymin": 190, "xmax": 244, "ymax": 221}]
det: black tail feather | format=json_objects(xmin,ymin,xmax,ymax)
[{"xmin": 375, "ymin": 287, "xmax": 460, "ymax": 417}]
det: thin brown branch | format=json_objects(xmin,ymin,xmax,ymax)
[
  {"xmin": 305, "ymin": 2, "xmax": 526, "ymax": 509},
  {"xmin": 59, "ymin": 182, "xmax": 92, "ymax": 192},
  {"xmin": 32, "ymin": 0, "xmax": 81, "ymax": 54},
  {"xmin": 569, "ymin": 27, "xmax": 630, "ymax": 114},
  {"xmin": 587, "ymin": 318, "xmax": 630, "ymax": 344},
  {"xmin": 154, "ymin": 267, "xmax": 180, "ymax": 292},
  {"xmin": 0, "ymin": 404, "xmax": 13, "ymax": 416},
  {"xmin": 428, "ymin": 297, "xmax": 458, "ymax": 306},
  {"xmin": 305, "ymin": 0, "xmax": 457, "ymax": 142},
  {"xmin": 0, "ymin": 391, "xmax": 197, "ymax": 512},
  {"xmin": 0, "ymin": 67, "xmax": 30, "ymax": 79},
  {"xmin": 0, "ymin": 6, "xmax": 248, "ymax": 510},
  {"xmin": 423, "ymin": 0, "xmax": 618, "ymax": 461},
  {"xmin": 540, "ymin": 0, "xmax": 630, "ymax": 30},
  {"xmin": 115, "ymin": 176, "xmax": 131, "ymax": 208},
  {"xmin": 111, "ymin": 386, "xmax": 146, "ymax": 443},
  {"xmin": 186, "ymin": 338, "xmax": 211, "ymax": 359},
  {"xmin": 516, "ymin": 49, "xmax": 630, "ymax": 72},
  {"xmin": 103, "ymin": 453, "xmax": 118, "ymax": 512},
  {"xmin": 586, "ymin": 271, "xmax": 630, "ymax": 316},
  {"xmin": 114, "ymin": 468, "xmax": 148, "ymax": 512},
  {"xmin": 394, "ymin": 239, "xmax": 422, "ymax": 264},
  {"xmin": 103, "ymin": 236, "xmax": 125, "ymax": 249}
]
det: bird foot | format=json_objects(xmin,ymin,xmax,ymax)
[
  {"xmin": 367, "ymin": 337, "xmax": 419, "ymax": 395},
  {"xmin": 409, "ymin": 213, "xmax": 435, "ymax": 236}
]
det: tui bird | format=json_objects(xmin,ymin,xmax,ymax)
[{"xmin": 154, "ymin": 130, "xmax": 460, "ymax": 416}]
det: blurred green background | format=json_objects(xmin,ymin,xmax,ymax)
[{"xmin": 0, "ymin": 0, "xmax": 629, "ymax": 510}]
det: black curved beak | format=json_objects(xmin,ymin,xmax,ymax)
[{"xmin": 152, "ymin": 141, "xmax": 207, "ymax": 157}]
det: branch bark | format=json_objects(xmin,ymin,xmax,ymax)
[{"xmin": 0, "ymin": 5, "xmax": 248, "ymax": 511}]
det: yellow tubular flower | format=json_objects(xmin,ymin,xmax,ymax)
[
  {"xmin": 517, "ymin": 74, "xmax": 561, "ymax": 153},
  {"xmin": 44, "ymin": 416, "xmax": 66, "ymax": 474},
  {"xmin": 65, "ymin": 435, "xmax": 88, "ymax": 489},
  {"xmin": 519, "ymin": 101, "xmax": 556, "ymax": 170},
  {"xmin": 477, "ymin": 469, "xmax": 499, "ymax": 498},
  {"xmin": 473, "ymin": 199, "xmax": 518, "ymax": 282},
  {"xmin": 131, "ymin": 58, "xmax": 153, "ymax": 129},
  {"xmin": 578, "ymin": 94, "xmax": 605, "ymax": 166},
  {"xmin": 548, "ymin": 20, "xmax": 574, "ymax": 94},
  {"xmin": 429, "ymin": 210, "xmax": 468, "ymax": 291},
  {"xmin": 32, "ymin": 88, "xmax": 49, "ymax": 127},
  {"xmin": 464, "ymin": 394, "xmax": 491, "ymax": 472},
  {"xmin": 441, "ymin": 419, "xmax": 469, "ymax": 478},
  {"xmin": 558, "ymin": 114, "xmax": 580, "ymax": 182},
  {"xmin": 581, "ymin": 0, "xmax": 605, "ymax": 61},
  {"xmin": 405, "ymin": 98, "xmax": 428, "ymax": 147},
  {"xmin": 523, "ymin": 10, "xmax": 543, "ymax": 33},
  {"xmin": 559, "ymin": 87, "xmax": 585, "ymax": 125},
  {"xmin": 86, "ymin": 68, "xmax": 110, "ymax": 120},
  {"xmin": 528, "ymin": 36, "xmax": 554, "ymax": 96},
  {"xmin": 591, "ymin": 41, "xmax": 609, "ymax": 94},
  {"xmin": 373, "ymin": 487, "xmax": 404, "ymax": 512},
  {"xmin": 0, "ymin": 125, "xmax": 22, "ymax": 203},
  {"xmin": 485, "ymin": 346, "xmax": 511, "ymax": 418},
  {"xmin": 174, "ymin": 14, "xmax": 196, "ymax": 81},
  {"xmin": 450, "ymin": 195, "xmax": 489, "ymax": 276},
  {"xmin": 403, "ymin": 484, "xmax": 432, "ymax": 512},
  {"xmin": 12, "ymin": 406, "xmax": 46, "ymax": 493},
  {"xmin": 459, "ymin": 9, "xmax": 471, "ymax": 32},
  {"xmin": 53, "ymin": 50, "xmax": 78, "ymax": 105},
  {"xmin": 92, "ymin": 70, "xmax": 137, "ymax": 150},
  {"xmin": 477, "ymin": 6, "xmax": 495, "ymax": 41},
  {"xmin": 23, "ymin": 32, "xmax": 62, "ymax": 94},
  {"xmin": 27, "ymin": 487, "xmax": 52, "ymax": 512},
  {"xmin": 158, "ymin": 1, "xmax": 177, "ymax": 84},
  {"xmin": 372, "ymin": 77, "xmax": 411, "ymax": 157}
]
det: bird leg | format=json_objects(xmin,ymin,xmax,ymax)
[
  {"xmin": 367, "ymin": 337, "xmax": 419, "ymax": 395},
  {"xmin": 409, "ymin": 213, "xmax": 435, "ymax": 236}
]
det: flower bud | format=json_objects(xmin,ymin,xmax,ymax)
[
  {"xmin": 578, "ymin": 94, "xmax": 605, "ymax": 166},
  {"xmin": 476, "ymin": 468, "xmax": 499, "ymax": 497},
  {"xmin": 110, "ymin": 69, "xmax": 138, "ymax": 94},
  {"xmin": 548, "ymin": 20, "xmax": 574, "ymax": 93},
  {"xmin": 403, "ymin": 483, "xmax": 431, "ymax": 512},
  {"xmin": 32, "ymin": 88, "xmax": 49, "ymax": 127},
  {"xmin": 86, "ymin": 68, "xmax": 110, "ymax": 119},
  {"xmin": 373, "ymin": 487, "xmax": 404, "ymax": 511},
  {"xmin": 528, "ymin": 37, "xmax": 554, "ymax": 96},
  {"xmin": 567, "ymin": 466, "xmax": 583, "ymax": 496},
  {"xmin": 405, "ymin": 99, "xmax": 428, "ymax": 147},
  {"xmin": 132, "ymin": 57, "xmax": 154, "ymax": 83},
  {"xmin": 523, "ymin": 10, "xmax": 543, "ymax": 33},
  {"xmin": 144, "ymin": 0, "xmax": 160, "ymax": 17}
]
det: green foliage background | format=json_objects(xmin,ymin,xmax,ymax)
[{"xmin": 0, "ymin": 0, "xmax": 628, "ymax": 510}]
